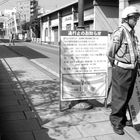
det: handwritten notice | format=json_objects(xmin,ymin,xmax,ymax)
[{"xmin": 60, "ymin": 30, "xmax": 108, "ymax": 101}]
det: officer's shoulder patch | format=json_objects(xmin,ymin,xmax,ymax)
[
  {"xmin": 113, "ymin": 35, "xmax": 120, "ymax": 43},
  {"xmin": 112, "ymin": 27, "xmax": 123, "ymax": 43}
]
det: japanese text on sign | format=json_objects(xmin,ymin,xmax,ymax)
[{"xmin": 60, "ymin": 30, "xmax": 108, "ymax": 101}]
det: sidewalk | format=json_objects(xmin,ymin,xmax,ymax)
[
  {"xmin": 0, "ymin": 43, "xmax": 140, "ymax": 140},
  {"xmin": 0, "ymin": 46, "xmax": 53, "ymax": 140}
]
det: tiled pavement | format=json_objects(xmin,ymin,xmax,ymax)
[
  {"xmin": 0, "ymin": 43, "xmax": 140, "ymax": 140},
  {"xmin": 0, "ymin": 60, "xmax": 52, "ymax": 140}
]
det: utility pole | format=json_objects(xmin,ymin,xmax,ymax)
[
  {"xmin": 70, "ymin": 0, "xmax": 93, "ymax": 110},
  {"xmin": 78, "ymin": 0, "xmax": 84, "ymax": 29},
  {"xmin": 13, "ymin": 8, "xmax": 18, "ymax": 34}
]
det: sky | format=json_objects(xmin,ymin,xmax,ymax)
[
  {"xmin": 38, "ymin": 0, "xmax": 77, "ymax": 11},
  {"xmin": 0, "ymin": 0, "xmax": 77, "ymax": 12}
]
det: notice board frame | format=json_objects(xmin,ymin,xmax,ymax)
[{"xmin": 59, "ymin": 30, "xmax": 109, "ymax": 111}]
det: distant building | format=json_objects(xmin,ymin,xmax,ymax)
[
  {"xmin": 30, "ymin": 0, "xmax": 39, "ymax": 20},
  {"xmin": 4, "ymin": 8, "xmax": 20, "ymax": 35},
  {"xmin": 0, "ymin": 12, "xmax": 8, "ymax": 38},
  {"xmin": 17, "ymin": 0, "xmax": 31, "ymax": 22},
  {"xmin": 1, "ymin": 0, "xmax": 41, "ymax": 40},
  {"xmin": 4, "ymin": 9, "xmax": 13, "ymax": 17}
]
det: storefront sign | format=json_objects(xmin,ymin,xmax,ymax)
[
  {"xmin": 60, "ymin": 30, "xmax": 108, "ymax": 101},
  {"xmin": 62, "ymin": 15, "xmax": 73, "ymax": 30},
  {"xmin": 51, "ymin": 19, "xmax": 59, "ymax": 27}
]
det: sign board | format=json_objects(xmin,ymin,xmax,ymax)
[
  {"xmin": 60, "ymin": 30, "xmax": 108, "ymax": 101},
  {"xmin": 129, "ymin": 69, "xmax": 140, "ymax": 125}
]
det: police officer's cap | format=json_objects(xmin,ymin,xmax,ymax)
[{"xmin": 122, "ymin": 6, "xmax": 140, "ymax": 19}]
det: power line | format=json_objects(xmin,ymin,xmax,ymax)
[
  {"xmin": 0, "ymin": 0, "xmax": 9, "ymax": 6},
  {"xmin": 0, "ymin": 0, "xmax": 11, "ymax": 7}
]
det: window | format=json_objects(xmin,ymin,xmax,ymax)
[
  {"xmin": 66, "ymin": 24, "xmax": 71, "ymax": 30},
  {"xmin": 45, "ymin": 28, "xmax": 48, "ymax": 36}
]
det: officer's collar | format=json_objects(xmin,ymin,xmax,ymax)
[{"xmin": 121, "ymin": 23, "xmax": 133, "ymax": 32}]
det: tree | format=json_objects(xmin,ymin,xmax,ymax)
[
  {"xmin": 21, "ymin": 0, "xmax": 41, "ymax": 38},
  {"xmin": 31, "ymin": 18, "xmax": 40, "ymax": 38},
  {"xmin": 30, "ymin": 0, "xmax": 41, "ymax": 38}
]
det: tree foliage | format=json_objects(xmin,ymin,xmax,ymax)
[
  {"xmin": 31, "ymin": 18, "xmax": 40, "ymax": 38},
  {"xmin": 21, "ymin": 0, "xmax": 40, "ymax": 38},
  {"xmin": 30, "ymin": 0, "xmax": 40, "ymax": 38}
]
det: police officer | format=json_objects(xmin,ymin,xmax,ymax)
[{"xmin": 108, "ymin": 6, "xmax": 140, "ymax": 135}]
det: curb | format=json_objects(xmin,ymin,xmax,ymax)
[{"xmin": 125, "ymin": 126, "xmax": 140, "ymax": 140}]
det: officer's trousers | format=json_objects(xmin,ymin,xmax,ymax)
[{"xmin": 110, "ymin": 65, "xmax": 137, "ymax": 126}]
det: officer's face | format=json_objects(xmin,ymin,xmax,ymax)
[{"xmin": 128, "ymin": 15, "xmax": 139, "ymax": 28}]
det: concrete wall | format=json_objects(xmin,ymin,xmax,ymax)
[
  {"xmin": 129, "ymin": 1, "xmax": 140, "ymax": 43},
  {"xmin": 42, "ymin": 22, "xmax": 48, "ymax": 42},
  {"xmin": 62, "ymin": 14, "xmax": 74, "ymax": 30},
  {"xmin": 94, "ymin": 0, "xmax": 119, "ymax": 33}
]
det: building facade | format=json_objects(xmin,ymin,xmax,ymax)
[
  {"xmin": 0, "ymin": 16, "xmax": 8, "ymax": 38},
  {"xmin": 5, "ymin": 8, "xmax": 21, "ymax": 36},
  {"xmin": 128, "ymin": 0, "xmax": 140, "ymax": 40},
  {"xmin": 39, "ymin": 0, "xmax": 140, "ymax": 46},
  {"xmin": 5, "ymin": 0, "xmax": 40, "ymax": 39}
]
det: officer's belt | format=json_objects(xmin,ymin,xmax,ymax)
[{"xmin": 114, "ymin": 60, "xmax": 137, "ymax": 69}]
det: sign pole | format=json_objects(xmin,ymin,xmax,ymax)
[
  {"xmin": 78, "ymin": 0, "xmax": 84, "ymax": 29},
  {"xmin": 67, "ymin": 0, "xmax": 93, "ymax": 110}
]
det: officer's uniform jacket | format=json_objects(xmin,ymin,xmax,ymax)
[{"xmin": 108, "ymin": 22, "xmax": 139, "ymax": 69}]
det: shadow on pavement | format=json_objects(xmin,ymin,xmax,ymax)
[
  {"xmin": 0, "ymin": 39, "xmax": 24, "ymax": 43},
  {"xmin": 0, "ymin": 38, "xmax": 49, "ymax": 59},
  {"xmin": 0, "ymin": 45, "xmax": 21, "ymax": 58},
  {"xmin": 18, "ymin": 76, "xmax": 105, "ymax": 125},
  {"xmin": 0, "ymin": 44, "xmax": 49, "ymax": 60},
  {"xmin": 7, "ymin": 45, "xmax": 49, "ymax": 59},
  {"xmin": 0, "ymin": 39, "xmax": 9, "ymax": 43},
  {"xmin": 0, "ymin": 61, "xmax": 57, "ymax": 140},
  {"xmin": 9, "ymin": 67, "xmax": 105, "ymax": 126}
]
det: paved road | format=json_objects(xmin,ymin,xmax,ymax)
[{"xmin": 3, "ymin": 40, "xmax": 59, "ymax": 77}]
